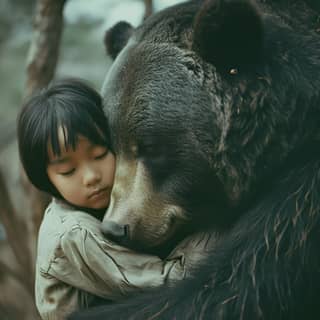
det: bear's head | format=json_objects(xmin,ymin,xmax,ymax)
[{"xmin": 101, "ymin": 0, "xmax": 320, "ymax": 253}]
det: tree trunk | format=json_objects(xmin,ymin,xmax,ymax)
[
  {"xmin": 25, "ymin": 0, "xmax": 66, "ymax": 96},
  {"xmin": 0, "ymin": 170, "xmax": 34, "ymax": 294},
  {"xmin": 143, "ymin": 0, "xmax": 153, "ymax": 20},
  {"xmin": 0, "ymin": 0, "xmax": 66, "ymax": 318},
  {"xmin": 24, "ymin": 0, "xmax": 66, "ymax": 236}
]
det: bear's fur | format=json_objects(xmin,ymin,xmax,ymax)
[{"xmin": 71, "ymin": 0, "xmax": 320, "ymax": 319}]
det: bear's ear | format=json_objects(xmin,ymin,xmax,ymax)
[
  {"xmin": 192, "ymin": 0, "xmax": 264, "ymax": 71},
  {"xmin": 104, "ymin": 21, "xmax": 134, "ymax": 60}
]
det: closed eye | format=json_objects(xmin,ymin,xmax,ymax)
[
  {"xmin": 59, "ymin": 168, "xmax": 75, "ymax": 176},
  {"xmin": 95, "ymin": 150, "xmax": 109, "ymax": 160}
]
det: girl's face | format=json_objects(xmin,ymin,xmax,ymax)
[{"xmin": 46, "ymin": 127, "xmax": 115, "ymax": 210}]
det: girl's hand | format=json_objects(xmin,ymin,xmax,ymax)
[{"xmin": 167, "ymin": 231, "xmax": 219, "ymax": 276}]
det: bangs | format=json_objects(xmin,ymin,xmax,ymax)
[{"xmin": 47, "ymin": 96, "xmax": 110, "ymax": 157}]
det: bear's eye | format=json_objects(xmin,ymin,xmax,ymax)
[
  {"xmin": 141, "ymin": 144, "xmax": 158, "ymax": 157},
  {"xmin": 139, "ymin": 143, "xmax": 160, "ymax": 159},
  {"xmin": 138, "ymin": 143, "xmax": 168, "ymax": 167}
]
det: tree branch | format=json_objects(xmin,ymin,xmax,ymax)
[
  {"xmin": 143, "ymin": 0, "xmax": 153, "ymax": 20},
  {"xmin": 0, "ymin": 169, "xmax": 34, "ymax": 294},
  {"xmin": 0, "ymin": 260, "xmax": 27, "ymax": 287},
  {"xmin": 25, "ymin": 0, "xmax": 66, "ymax": 96}
]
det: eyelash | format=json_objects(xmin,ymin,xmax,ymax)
[
  {"xmin": 95, "ymin": 150, "xmax": 108, "ymax": 160},
  {"xmin": 60, "ymin": 168, "xmax": 75, "ymax": 176}
]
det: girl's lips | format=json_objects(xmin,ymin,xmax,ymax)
[{"xmin": 89, "ymin": 188, "xmax": 108, "ymax": 200}]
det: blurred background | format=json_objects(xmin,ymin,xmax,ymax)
[{"xmin": 0, "ymin": 0, "xmax": 184, "ymax": 318}]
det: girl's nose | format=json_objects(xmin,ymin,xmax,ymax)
[{"xmin": 83, "ymin": 165, "xmax": 101, "ymax": 186}]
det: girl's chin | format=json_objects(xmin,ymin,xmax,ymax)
[{"xmin": 91, "ymin": 198, "xmax": 110, "ymax": 209}]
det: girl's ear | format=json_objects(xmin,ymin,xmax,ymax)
[
  {"xmin": 104, "ymin": 21, "xmax": 134, "ymax": 60},
  {"xmin": 192, "ymin": 0, "xmax": 264, "ymax": 70}
]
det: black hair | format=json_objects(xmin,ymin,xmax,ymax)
[{"xmin": 17, "ymin": 78, "xmax": 112, "ymax": 198}]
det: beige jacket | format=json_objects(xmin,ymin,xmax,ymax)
[{"xmin": 35, "ymin": 199, "xmax": 187, "ymax": 320}]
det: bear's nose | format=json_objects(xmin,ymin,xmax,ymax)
[{"xmin": 101, "ymin": 220, "xmax": 130, "ymax": 245}]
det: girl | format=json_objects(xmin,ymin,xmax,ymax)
[{"xmin": 17, "ymin": 78, "xmax": 213, "ymax": 320}]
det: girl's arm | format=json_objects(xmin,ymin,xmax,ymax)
[{"xmin": 48, "ymin": 224, "xmax": 186, "ymax": 301}]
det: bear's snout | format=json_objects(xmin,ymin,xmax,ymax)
[{"xmin": 101, "ymin": 220, "xmax": 130, "ymax": 246}]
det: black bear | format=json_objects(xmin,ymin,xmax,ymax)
[{"xmin": 72, "ymin": 0, "xmax": 320, "ymax": 319}]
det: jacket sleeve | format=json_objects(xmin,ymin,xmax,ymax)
[{"xmin": 48, "ymin": 224, "xmax": 186, "ymax": 301}]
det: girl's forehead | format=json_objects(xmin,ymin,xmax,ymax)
[
  {"xmin": 47, "ymin": 126, "xmax": 79, "ymax": 154},
  {"xmin": 47, "ymin": 134, "xmax": 91, "ymax": 159},
  {"xmin": 48, "ymin": 125, "xmax": 97, "ymax": 148},
  {"xmin": 55, "ymin": 126, "xmax": 73, "ymax": 146},
  {"xmin": 56, "ymin": 126, "xmax": 84, "ymax": 143},
  {"xmin": 47, "ymin": 121, "xmax": 108, "ymax": 159}
]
